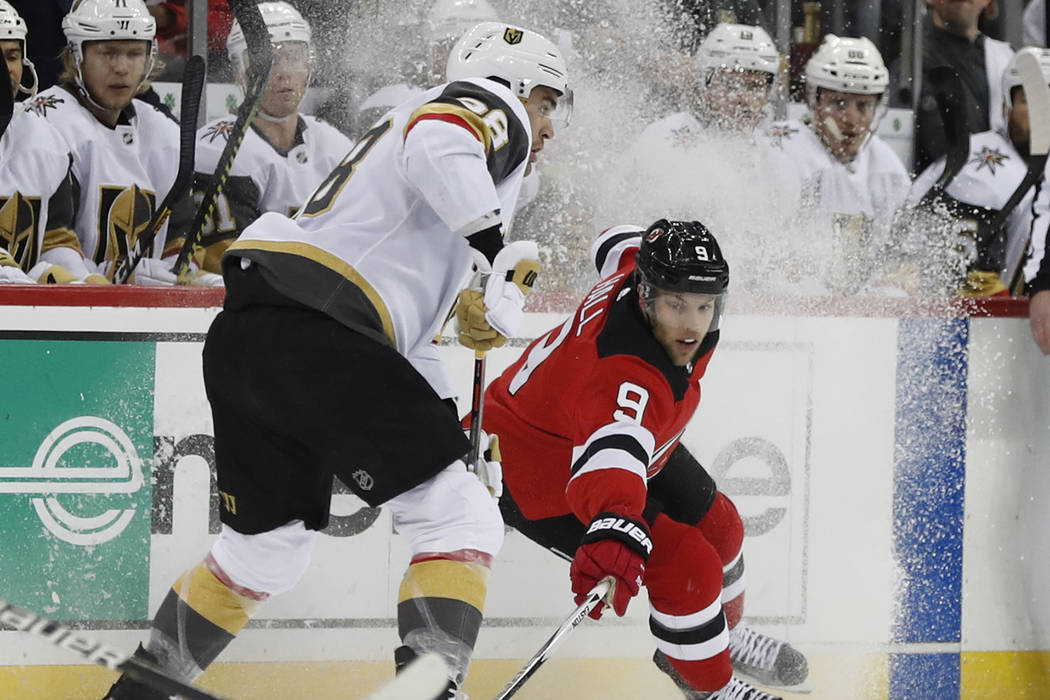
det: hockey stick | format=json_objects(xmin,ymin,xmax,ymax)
[
  {"xmin": 493, "ymin": 579, "xmax": 612, "ymax": 700},
  {"xmin": 466, "ymin": 350, "xmax": 487, "ymax": 480},
  {"xmin": 171, "ymin": 0, "xmax": 273, "ymax": 281},
  {"xmin": 0, "ymin": 64, "xmax": 12, "ymax": 138},
  {"xmin": 0, "ymin": 599, "xmax": 226, "ymax": 700},
  {"xmin": 1000, "ymin": 52, "xmax": 1050, "ymax": 295},
  {"xmin": 111, "ymin": 54, "xmax": 206, "ymax": 285},
  {"xmin": 919, "ymin": 66, "xmax": 970, "ymax": 204}
]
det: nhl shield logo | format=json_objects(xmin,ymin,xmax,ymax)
[
  {"xmin": 503, "ymin": 27, "xmax": 523, "ymax": 45},
  {"xmin": 352, "ymin": 469, "xmax": 374, "ymax": 491}
]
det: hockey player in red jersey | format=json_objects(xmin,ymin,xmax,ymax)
[{"xmin": 480, "ymin": 219, "xmax": 809, "ymax": 699}]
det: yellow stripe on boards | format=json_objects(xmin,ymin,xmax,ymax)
[
  {"xmin": 960, "ymin": 650, "xmax": 1050, "ymax": 699},
  {"xmin": 397, "ymin": 559, "xmax": 488, "ymax": 610}
]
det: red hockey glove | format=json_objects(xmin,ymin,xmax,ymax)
[{"xmin": 570, "ymin": 510, "xmax": 652, "ymax": 620}]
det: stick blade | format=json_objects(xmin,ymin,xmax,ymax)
[
  {"xmin": 1018, "ymin": 51, "xmax": 1050, "ymax": 157},
  {"xmin": 229, "ymin": 0, "xmax": 274, "ymax": 89},
  {"xmin": 367, "ymin": 653, "xmax": 449, "ymax": 700}
]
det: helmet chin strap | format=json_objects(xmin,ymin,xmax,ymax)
[{"xmin": 72, "ymin": 51, "xmax": 154, "ymax": 117}]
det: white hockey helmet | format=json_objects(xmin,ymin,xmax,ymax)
[
  {"xmin": 446, "ymin": 22, "xmax": 572, "ymax": 124},
  {"xmin": 804, "ymin": 35, "xmax": 888, "ymax": 98},
  {"xmin": 426, "ymin": 0, "xmax": 497, "ymax": 44},
  {"xmin": 1002, "ymin": 46, "xmax": 1050, "ymax": 109},
  {"xmin": 62, "ymin": 0, "xmax": 157, "ymax": 62},
  {"xmin": 696, "ymin": 23, "xmax": 780, "ymax": 81},
  {"xmin": 227, "ymin": 1, "xmax": 312, "ymax": 74},
  {"xmin": 62, "ymin": 0, "xmax": 156, "ymax": 102},
  {"xmin": 0, "ymin": 0, "xmax": 37, "ymax": 97}
]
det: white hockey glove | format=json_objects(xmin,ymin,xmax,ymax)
[
  {"xmin": 0, "ymin": 250, "xmax": 33, "ymax": 284},
  {"xmin": 164, "ymin": 254, "xmax": 225, "ymax": 287},
  {"xmin": 131, "ymin": 257, "xmax": 179, "ymax": 286},
  {"xmin": 466, "ymin": 429, "xmax": 503, "ymax": 499},
  {"xmin": 456, "ymin": 241, "xmax": 541, "ymax": 352}
]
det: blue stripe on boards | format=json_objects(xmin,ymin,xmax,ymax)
[{"xmin": 890, "ymin": 318, "xmax": 967, "ymax": 699}]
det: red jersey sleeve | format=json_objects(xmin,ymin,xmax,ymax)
[{"xmin": 564, "ymin": 356, "xmax": 681, "ymax": 523}]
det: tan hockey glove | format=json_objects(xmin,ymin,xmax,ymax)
[
  {"xmin": 959, "ymin": 269, "xmax": 1008, "ymax": 297},
  {"xmin": 29, "ymin": 262, "xmax": 80, "ymax": 285},
  {"xmin": 456, "ymin": 241, "xmax": 541, "ymax": 352}
]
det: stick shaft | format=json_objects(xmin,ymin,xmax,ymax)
[
  {"xmin": 493, "ymin": 580, "xmax": 611, "ymax": 700},
  {"xmin": 0, "ymin": 599, "xmax": 225, "ymax": 700},
  {"xmin": 466, "ymin": 352, "xmax": 486, "ymax": 472}
]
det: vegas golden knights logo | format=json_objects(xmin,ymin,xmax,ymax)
[
  {"xmin": 98, "ymin": 184, "xmax": 155, "ymax": 264},
  {"xmin": 0, "ymin": 192, "xmax": 39, "ymax": 269},
  {"xmin": 503, "ymin": 27, "xmax": 523, "ymax": 45}
]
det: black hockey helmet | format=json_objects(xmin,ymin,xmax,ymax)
[
  {"xmin": 636, "ymin": 219, "xmax": 730, "ymax": 336},
  {"xmin": 636, "ymin": 219, "xmax": 730, "ymax": 295}
]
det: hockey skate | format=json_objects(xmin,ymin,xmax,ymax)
[
  {"xmin": 99, "ymin": 645, "xmax": 172, "ymax": 700},
  {"xmin": 394, "ymin": 644, "xmax": 467, "ymax": 700},
  {"xmin": 729, "ymin": 622, "xmax": 809, "ymax": 691},
  {"xmin": 653, "ymin": 650, "xmax": 783, "ymax": 699}
]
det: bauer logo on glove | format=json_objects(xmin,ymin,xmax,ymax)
[{"xmin": 456, "ymin": 241, "xmax": 541, "ymax": 352}]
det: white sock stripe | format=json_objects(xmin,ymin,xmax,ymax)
[
  {"xmin": 722, "ymin": 575, "xmax": 746, "ymax": 603},
  {"xmin": 655, "ymin": 626, "xmax": 730, "ymax": 662},
  {"xmin": 650, "ymin": 595, "xmax": 722, "ymax": 629}
]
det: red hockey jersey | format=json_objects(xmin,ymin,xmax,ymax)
[{"xmin": 483, "ymin": 226, "xmax": 719, "ymax": 524}]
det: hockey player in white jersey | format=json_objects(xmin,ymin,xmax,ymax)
[
  {"xmin": 23, "ymin": 0, "xmax": 198, "ymax": 285},
  {"xmin": 0, "ymin": 0, "xmax": 36, "ymax": 100},
  {"xmin": 183, "ymin": 1, "xmax": 352, "ymax": 274},
  {"xmin": 908, "ymin": 48, "xmax": 1050, "ymax": 297},
  {"xmin": 594, "ymin": 23, "xmax": 800, "ymax": 279},
  {"xmin": 101, "ymin": 21, "xmax": 569, "ymax": 700},
  {"xmin": 619, "ymin": 23, "xmax": 780, "ymax": 164},
  {"xmin": 0, "ymin": 0, "xmax": 100, "ymax": 286},
  {"xmin": 764, "ymin": 35, "xmax": 910, "ymax": 294}
]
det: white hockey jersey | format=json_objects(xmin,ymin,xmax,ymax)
[
  {"xmin": 909, "ymin": 129, "xmax": 1034, "ymax": 281},
  {"xmin": 191, "ymin": 115, "xmax": 352, "ymax": 272},
  {"xmin": 765, "ymin": 118, "xmax": 910, "ymax": 224},
  {"xmin": 594, "ymin": 111, "xmax": 802, "ymax": 292},
  {"xmin": 0, "ymin": 106, "xmax": 79, "ymax": 273},
  {"xmin": 357, "ymin": 81, "xmax": 539, "ymax": 217},
  {"xmin": 28, "ymin": 86, "xmax": 179, "ymax": 272},
  {"xmin": 228, "ymin": 77, "xmax": 532, "ymax": 397}
]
